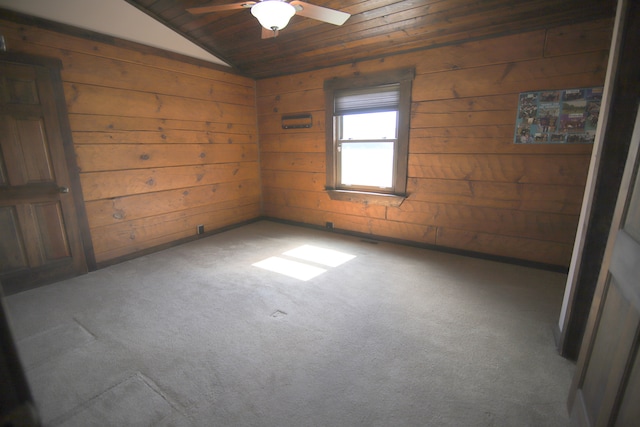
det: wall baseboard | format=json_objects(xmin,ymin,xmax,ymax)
[
  {"xmin": 95, "ymin": 217, "xmax": 262, "ymax": 270},
  {"xmin": 262, "ymin": 216, "xmax": 569, "ymax": 273}
]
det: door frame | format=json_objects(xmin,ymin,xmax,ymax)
[
  {"xmin": 557, "ymin": 0, "xmax": 640, "ymax": 360},
  {"xmin": 0, "ymin": 52, "xmax": 95, "ymax": 292},
  {"xmin": 568, "ymin": 102, "xmax": 640, "ymax": 426}
]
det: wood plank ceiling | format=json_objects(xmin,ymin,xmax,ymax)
[{"xmin": 126, "ymin": 0, "xmax": 616, "ymax": 79}]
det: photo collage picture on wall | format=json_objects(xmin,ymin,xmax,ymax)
[{"xmin": 514, "ymin": 87, "xmax": 603, "ymax": 144}]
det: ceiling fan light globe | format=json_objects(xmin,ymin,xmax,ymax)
[{"xmin": 251, "ymin": 1, "xmax": 296, "ymax": 31}]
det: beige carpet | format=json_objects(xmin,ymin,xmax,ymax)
[{"xmin": 5, "ymin": 220, "xmax": 574, "ymax": 426}]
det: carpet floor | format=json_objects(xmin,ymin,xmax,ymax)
[{"xmin": 5, "ymin": 220, "xmax": 574, "ymax": 426}]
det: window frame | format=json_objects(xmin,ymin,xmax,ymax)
[
  {"xmin": 336, "ymin": 111, "xmax": 398, "ymax": 190},
  {"xmin": 324, "ymin": 68, "xmax": 414, "ymax": 206}
]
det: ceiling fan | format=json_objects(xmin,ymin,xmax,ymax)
[{"xmin": 187, "ymin": 0, "xmax": 350, "ymax": 38}]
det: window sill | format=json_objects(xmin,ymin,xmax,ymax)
[{"xmin": 326, "ymin": 189, "xmax": 407, "ymax": 207}]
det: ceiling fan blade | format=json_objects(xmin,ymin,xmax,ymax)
[
  {"xmin": 290, "ymin": 1, "xmax": 350, "ymax": 26},
  {"xmin": 187, "ymin": 2, "xmax": 255, "ymax": 15},
  {"xmin": 261, "ymin": 27, "xmax": 280, "ymax": 39}
]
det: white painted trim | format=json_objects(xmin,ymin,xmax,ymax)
[
  {"xmin": 558, "ymin": 0, "xmax": 626, "ymax": 333},
  {"xmin": 0, "ymin": 0, "xmax": 228, "ymax": 66}
]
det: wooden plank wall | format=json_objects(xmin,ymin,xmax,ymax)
[
  {"xmin": 1, "ymin": 18, "xmax": 261, "ymax": 265},
  {"xmin": 257, "ymin": 19, "xmax": 613, "ymax": 268}
]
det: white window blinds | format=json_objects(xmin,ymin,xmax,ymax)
[{"xmin": 334, "ymin": 83, "xmax": 400, "ymax": 115}]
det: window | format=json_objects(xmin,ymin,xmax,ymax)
[{"xmin": 324, "ymin": 68, "xmax": 414, "ymax": 205}]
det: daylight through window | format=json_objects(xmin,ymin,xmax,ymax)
[{"xmin": 324, "ymin": 69, "xmax": 414, "ymax": 201}]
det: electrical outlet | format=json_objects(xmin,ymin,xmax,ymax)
[
  {"xmin": 197, "ymin": 224, "xmax": 205, "ymax": 235},
  {"xmin": 326, "ymin": 222, "xmax": 334, "ymax": 230}
]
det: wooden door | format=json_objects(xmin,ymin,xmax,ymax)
[
  {"xmin": 0, "ymin": 56, "xmax": 88, "ymax": 295},
  {"xmin": 568, "ymin": 105, "xmax": 640, "ymax": 426}
]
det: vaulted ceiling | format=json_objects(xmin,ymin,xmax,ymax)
[{"xmin": 126, "ymin": 0, "xmax": 616, "ymax": 80}]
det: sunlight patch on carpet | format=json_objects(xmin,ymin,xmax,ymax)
[
  {"xmin": 252, "ymin": 244, "xmax": 356, "ymax": 281},
  {"xmin": 283, "ymin": 244, "xmax": 356, "ymax": 267},
  {"xmin": 252, "ymin": 256, "xmax": 327, "ymax": 281}
]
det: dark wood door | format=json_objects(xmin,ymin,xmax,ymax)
[
  {"xmin": 568, "ymin": 106, "xmax": 640, "ymax": 425},
  {"xmin": 0, "ymin": 57, "xmax": 88, "ymax": 294}
]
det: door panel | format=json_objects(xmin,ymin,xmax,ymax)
[
  {"xmin": 35, "ymin": 201, "xmax": 72, "ymax": 260},
  {"xmin": 579, "ymin": 278, "xmax": 636, "ymax": 424},
  {"xmin": 614, "ymin": 351, "xmax": 640, "ymax": 426},
  {"xmin": 13, "ymin": 117, "xmax": 55, "ymax": 182},
  {"xmin": 1, "ymin": 65, "xmax": 39, "ymax": 104},
  {"xmin": 0, "ymin": 206, "xmax": 27, "ymax": 272},
  {"xmin": 0, "ymin": 57, "xmax": 87, "ymax": 293}
]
